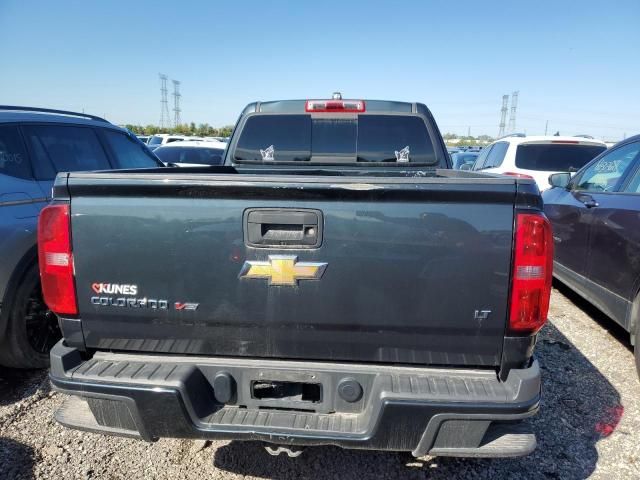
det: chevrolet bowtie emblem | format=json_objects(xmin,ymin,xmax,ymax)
[{"xmin": 239, "ymin": 255, "xmax": 328, "ymax": 286}]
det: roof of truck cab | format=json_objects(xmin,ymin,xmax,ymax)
[{"xmin": 242, "ymin": 99, "xmax": 424, "ymax": 115}]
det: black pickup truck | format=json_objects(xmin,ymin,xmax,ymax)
[{"xmin": 43, "ymin": 96, "xmax": 552, "ymax": 458}]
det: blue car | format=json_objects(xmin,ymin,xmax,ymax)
[
  {"xmin": 450, "ymin": 151, "xmax": 479, "ymax": 169},
  {"xmin": 0, "ymin": 106, "xmax": 162, "ymax": 368}
]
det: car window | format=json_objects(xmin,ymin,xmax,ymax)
[
  {"xmin": 574, "ymin": 142, "xmax": 640, "ymax": 193},
  {"xmin": 154, "ymin": 147, "xmax": 181, "ymax": 164},
  {"xmin": 149, "ymin": 136, "xmax": 163, "ymax": 145},
  {"xmin": 0, "ymin": 125, "xmax": 31, "ymax": 179},
  {"xmin": 484, "ymin": 141, "xmax": 509, "ymax": 168},
  {"xmin": 234, "ymin": 114, "xmax": 437, "ymax": 164},
  {"xmin": 356, "ymin": 115, "xmax": 435, "ymax": 163},
  {"xmin": 515, "ymin": 143, "xmax": 606, "ymax": 172},
  {"xmin": 24, "ymin": 125, "xmax": 111, "ymax": 180},
  {"xmin": 102, "ymin": 129, "xmax": 161, "ymax": 169},
  {"xmin": 619, "ymin": 143, "xmax": 640, "ymax": 193},
  {"xmin": 312, "ymin": 118, "xmax": 357, "ymax": 158},
  {"xmin": 235, "ymin": 115, "xmax": 311, "ymax": 162},
  {"xmin": 472, "ymin": 144, "xmax": 493, "ymax": 170},
  {"xmin": 167, "ymin": 137, "xmax": 184, "ymax": 143}
]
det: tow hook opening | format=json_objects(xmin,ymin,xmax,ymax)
[
  {"xmin": 251, "ymin": 380, "xmax": 322, "ymax": 403},
  {"xmin": 264, "ymin": 445, "xmax": 305, "ymax": 458}
]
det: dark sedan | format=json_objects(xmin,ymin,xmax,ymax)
[{"xmin": 543, "ymin": 135, "xmax": 640, "ymax": 376}]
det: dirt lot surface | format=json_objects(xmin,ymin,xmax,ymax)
[{"xmin": 2, "ymin": 284, "xmax": 640, "ymax": 479}]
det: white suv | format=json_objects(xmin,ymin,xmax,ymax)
[{"xmin": 472, "ymin": 134, "xmax": 607, "ymax": 191}]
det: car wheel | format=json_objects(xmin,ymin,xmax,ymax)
[{"xmin": 0, "ymin": 263, "xmax": 61, "ymax": 368}]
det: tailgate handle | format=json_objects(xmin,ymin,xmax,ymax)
[{"xmin": 245, "ymin": 209, "xmax": 323, "ymax": 248}]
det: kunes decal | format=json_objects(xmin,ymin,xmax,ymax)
[
  {"xmin": 90, "ymin": 282, "xmax": 198, "ymax": 311},
  {"xmin": 92, "ymin": 283, "xmax": 138, "ymax": 295}
]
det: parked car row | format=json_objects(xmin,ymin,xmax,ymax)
[
  {"xmin": 153, "ymin": 140, "xmax": 226, "ymax": 166},
  {"xmin": 147, "ymin": 133, "xmax": 204, "ymax": 151},
  {"xmin": 134, "ymin": 133, "xmax": 228, "ymax": 167},
  {"xmin": 138, "ymin": 133, "xmax": 228, "ymax": 152}
]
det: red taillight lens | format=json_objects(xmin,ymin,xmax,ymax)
[
  {"xmin": 503, "ymin": 172, "xmax": 534, "ymax": 179},
  {"xmin": 305, "ymin": 100, "xmax": 365, "ymax": 113},
  {"xmin": 38, "ymin": 204, "xmax": 77, "ymax": 315},
  {"xmin": 509, "ymin": 212, "xmax": 553, "ymax": 334}
]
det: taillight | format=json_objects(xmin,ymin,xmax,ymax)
[
  {"xmin": 503, "ymin": 172, "xmax": 534, "ymax": 179},
  {"xmin": 305, "ymin": 100, "xmax": 365, "ymax": 113},
  {"xmin": 38, "ymin": 204, "xmax": 77, "ymax": 315},
  {"xmin": 509, "ymin": 212, "xmax": 553, "ymax": 334}
]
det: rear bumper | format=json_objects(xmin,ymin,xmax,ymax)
[{"xmin": 50, "ymin": 341, "xmax": 540, "ymax": 458}]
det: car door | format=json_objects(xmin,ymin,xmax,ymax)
[
  {"xmin": 544, "ymin": 184, "xmax": 590, "ymax": 285},
  {"xmin": 582, "ymin": 140, "xmax": 640, "ymax": 327},
  {"xmin": 0, "ymin": 124, "xmax": 44, "ymax": 304}
]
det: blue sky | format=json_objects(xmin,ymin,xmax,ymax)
[{"xmin": 1, "ymin": 0, "xmax": 638, "ymax": 140}]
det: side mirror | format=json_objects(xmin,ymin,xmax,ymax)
[
  {"xmin": 549, "ymin": 172, "xmax": 572, "ymax": 189},
  {"xmin": 459, "ymin": 163, "xmax": 473, "ymax": 171}
]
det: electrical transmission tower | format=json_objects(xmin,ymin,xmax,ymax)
[
  {"xmin": 159, "ymin": 74, "xmax": 170, "ymax": 129},
  {"xmin": 507, "ymin": 91, "xmax": 519, "ymax": 133},
  {"xmin": 172, "ymin": 80, "xmax": 181, "ymax": 127},
  {"xmin": 498, "ymin": 94, "xmax": 509, "ymax": 137}
]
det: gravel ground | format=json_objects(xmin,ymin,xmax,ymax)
[{"xmin": 1, "ymin": 283, "xmax": 640, "ymax": 479}]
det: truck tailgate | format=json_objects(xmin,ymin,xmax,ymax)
[{"xmin": 67, "ymin": 173, "xmax": 516, "ymax": 367}]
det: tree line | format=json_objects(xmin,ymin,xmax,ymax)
[
  {"xmin": 442, "ymin": 132, "xmax": 495, "ymax": 146},
  {"xmin": 124, "ymin": 123, "xmax": 234, "ymax": 137}
]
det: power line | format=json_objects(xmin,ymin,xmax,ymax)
[{"xmin": 159, "ymin": 73, "xmax": 170, "ymax": 129}]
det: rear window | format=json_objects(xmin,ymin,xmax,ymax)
[
  {"xmin": 234, "ymin": 114, "xmax": 436, "ymax": 164},
  {"xmin": 515, "ymin": 143, "xmax": 606, "ymax": 172},
  {"xmin": 23, "ymin": 125, "xmax": 110, "ymax": 179},
  {"xmin": 155, "ymin": 146, "xmax": 225, "ymax": 165}
]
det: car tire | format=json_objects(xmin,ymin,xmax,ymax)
[{"xmin": 0, "ymin": 263, "xmax": 61, "ymax": 368}]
